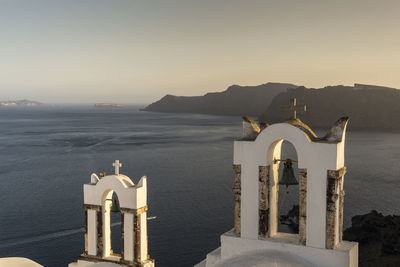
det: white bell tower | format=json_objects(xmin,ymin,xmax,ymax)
[
  {"xmin": 197, "ymin": 99, "xmax": 359, "ymax": 267},
  {"xmin": 69, "ymin": 160, "xmax": 154, "ymax": 267}
]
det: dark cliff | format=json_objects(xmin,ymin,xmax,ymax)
[
  {"xmin": 143, "ymin": 83, "xmax": 297, "ymax": 116},
  {"xmin": 259, "ymin": 84, "xmax": 400, "ymax": 130},
  {"xmin": 344, "ymin": 210, "xmax": 400, "ymax": 267},
  {"xmin": 144, "ymin": 82, "xmax": 400, "ymax": 130}
]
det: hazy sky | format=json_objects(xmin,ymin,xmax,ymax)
[{"xmin": 0, "ymin": 0, "xmax": 399, "ymax": 104}]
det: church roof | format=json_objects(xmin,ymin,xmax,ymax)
[
  {"xmin": 0, "ymin": 257, "xmax": 43, "ymax": 267},
  {"xmin": 241, "ymin": 116, "xmax": 349, "ymax": 144},
  {"xmin": 284, "ymin": 118, "xmax": 318, "ymax": 141},
  {"xmin": 284, "ymin": 116, "xmax": 349, "ymax": 143},
  {"xmin": 214, "ymin": 250, "xmax": 312, "ymax": 267}
]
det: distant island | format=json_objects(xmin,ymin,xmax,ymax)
[
  {"xmin": 143, "ymin": 82, "xmax": 400, "ymax": 130},
  {"xmin": 94, "ymin": 103, "xmax": 124, "ymax": 108},
  {"xmin": 0, "ymin": 100, "xmax": 44, "ymax": 107}
]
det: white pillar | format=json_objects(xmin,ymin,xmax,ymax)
[
  {"xmin": 103, "ymin": 201, "xmax": 111, "ymax": 257},
  {"xmin": 269, "ymin": 162, "xmax": 280, "ymax": 237},
  {"xmin": 87, "ymin": 209, "xmax": 98, "ymax": 256},
  {"xmin": 140, "ymin": 212, "xmax": 148, "ymax": 261},
  {"xmin": 306, "ymin": 167, "xmax": 327, "ymax": 248},
  {"xmin": 240, "ymin": 163, "xmax": 259, "ymax": 239},
  {"xmin": 123, "ymin": 212, "xmax": 134, "ymax": 262}
]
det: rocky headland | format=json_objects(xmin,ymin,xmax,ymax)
[
  {"xmin": 280, "ymin": 208, "xmax": 400, "ymax": 267},
  {"xmin": 344, "ymin": 210, "xmax": 400, "ymax": 267},
  {"xmin": 259, "ymin": 83, "xmax": 400, "ymax": 130},
  {"xmin": 144, "ymin": 83, "xmax": 400, "ymax": 130},
  {"xmin": 143, "ymin": 82, "xmax": 297, "ymax": 116}
]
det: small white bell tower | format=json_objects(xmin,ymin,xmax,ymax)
[{"xmin": 69, "ymin": 160, "xmax": 154, "ymax": 267}]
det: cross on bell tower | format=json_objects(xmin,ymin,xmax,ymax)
[
  {"xmin": 280, "ymin": 98, "xmax": 306, "ymax": 119},
  {"xmin": 112, "ymin": 160, "xmax": 122, "ymax": 175}
]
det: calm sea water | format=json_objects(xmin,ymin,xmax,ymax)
[{"xmin": 0, "ymin": 106, "xmax": 399, "ymax": 267}]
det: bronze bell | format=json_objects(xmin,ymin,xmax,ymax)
[
  {"xmin": 279, "ymin": 159, "xmax": 298, "ymax": 191},
  {"xmin": 111, "ymin": 197, "xmax": 120, "ymax": 213}
]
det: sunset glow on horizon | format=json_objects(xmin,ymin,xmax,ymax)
[{"xmin": 0, "ymin": 0, "xmax": 399, "ymax": 104}]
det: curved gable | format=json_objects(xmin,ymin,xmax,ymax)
[{"xmin": 84, "ymin": 174, "xmax": 146, "ymax": 209}]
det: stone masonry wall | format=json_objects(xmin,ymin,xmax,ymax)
[
  {"xmin": 233, "ymin": 164, "xmax": 241, "ymax": 236},
  {"xmin": 326, "ymin": 167, "xmax": 346, "ymax": 249},
  {"xmin": 299, "ymin": 168, "xmax": 307, "ymax": 245},
  {"xmin": 258, "ymin": 166, "xmax": 269, "ymax": 238}
]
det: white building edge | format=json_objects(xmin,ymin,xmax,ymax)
[{"xmin": 196, "ymin": 102, "xmax": 358, "ymax": 267}]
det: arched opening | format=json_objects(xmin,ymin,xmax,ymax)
[
  {"xmin": 276, "ymin": 140, "xmax": 299, "ymax": 234},
  {"xmin": 102, "ymin": 190, "xmax": 122, "ymax": 260}
]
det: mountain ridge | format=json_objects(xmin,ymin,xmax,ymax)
[
  {"xmin": 143, "ymin": 82, "xmax": 400, "ymax": 130},
  {"xmin": 143, "ymin": 82, "xmax": 297, "ymax": 116},
  {"xmin": 260, "ymin": 84, "xmax": 400, "ymax": 130}
]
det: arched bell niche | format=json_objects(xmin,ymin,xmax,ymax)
[
  {"xmin": 102, "ymin": 190, "xmax": 122, "ymax": 258},
  {"xmin": 201, "ymin": 115, "xmax": 359, "ymax": 267},
  {"xmin": 258, "ymin": 138, "xmax": 307, "ymax": 245},
  {"xmin": 233, "ymin": 119, "xmax": 349, "ymax": 249},
  {"xmin": 276, "ymin": 140, "xmax": 300, "ymax": 234}
]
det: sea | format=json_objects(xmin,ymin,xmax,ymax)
[{"xmin": 0, "ymin": 106, "xmax": 399, "ymax": 267}]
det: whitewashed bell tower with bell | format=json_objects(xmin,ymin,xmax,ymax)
[
  {"xmin": 197, "ymin": 99, "xmax": 359, "ymax": 267},
  {"xmin": 69, "ymin": 160, "xmax": 154, "ymax": 267}
]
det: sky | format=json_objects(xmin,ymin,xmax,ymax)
[{"xmin": 0, "ymin": 0, "xmax": 399, "ymax": 104}]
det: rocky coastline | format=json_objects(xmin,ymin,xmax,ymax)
[{"xmin": 280, "ymin": 208, "xmax": 400, "ymax": 266}]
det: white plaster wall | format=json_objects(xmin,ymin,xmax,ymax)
[
  {"xmin": 84, "ymin": 175, "xmax": 137, "ymax": 209},
  {"xmin": 219, "ymin": 232, "xmax": 358, "ymax": 267},
  {"xmin": 88, "ymin": 210, "xmax": 97, "ymax": 256},
  {"xmin": 124, "ymin": 213, "xmax": 134, "ymax": 261},
  {"xmin": 205, "ymin": 248, "xmax": 222, "ymax": 267},
  {"xmin": 233, "ymin": 123, "xmax": 345, "ymax": 249},
  {"xmin": 269, "ymin": 159, "xmax": 280, "ymax": 237},
  {"xmin": 306, "ymin": 166, "xmax": 327, "ymax": 247},
  {"xmin": 84, "ymin": 175, "xmax": 148, "ymax": 211},
  {"xmin": 136, "ymin": 177, "xmax": 147, "ymax": 209},
  {"xmin": 0, "ymin": 258, "xmax": 43, "ymax": 267},
  {"xmin": 237, "ymin": 150, "xmax": 259, "ymax": 239},
  {"xmin": 140, "ymin": 213, "xmax": 148, "ymax": 260},
  {"xmin": 103, "ymin": 201, "xmax": 111, "ymax": 257},
  {"xmin": 69, "ymin": 260, "xmax": 122, "ymax": 267}
]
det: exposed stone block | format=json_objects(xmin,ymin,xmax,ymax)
[
  {"xmin": 233, "ymin": 164, "xmax": 241, "ymax": 237},
  {"xmin": 299, "ymin": 216, "xmax": 307, "ymax": 245},
  {"xmin": 84, "ymin": 210, "xmax": 88, "ymax": 254},
  {"xmin": 120, "ymin": 206, "xmax": 148, "ymax": 215},
  {"xmin": 121, "ymin": 213, "xmax": 125, "ymax": 259},
  {"xmin": 96, "ymin": 211, "xmax": 103, "ymax": 257},
  {"xmin": 339, "ymin": 189, "xmax": 345, "ymax": 242},
  {"xmin": 83, "ymin": 204, "xmax": 102, "ymax": 211},
  {"xmin": 134, "ymin": 214, "xmax": 141, "ymax": 261},
  {"xmin": 298, "ymin": 168, "xmax": 307, "ymax": 245},
  {"xmin": 326, "ymin": 167, "xmax": 346, "ymax": 249},
  {"xmin": 258, "ymin": 166, "xmax": 269, "ymax": 238}
]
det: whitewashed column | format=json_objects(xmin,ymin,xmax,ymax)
[
  {"xmin": 122, "ymin": 210, "xmax": 134, "ymax": 262},
  {"xmin": 84, "ymin": 204, "xmax": 101, "ymax": 256},
  {"xmin": 140, "ymin": 212, "xmax": 148, "ymax": 261}
]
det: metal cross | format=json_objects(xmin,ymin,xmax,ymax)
[
  {"xmin": 280, "ymin": 98, "xmax": 306, "ymax": 119},
  {"xmin": 112, "ymin": 160, "xmax": 122, "ymax": 175}
]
